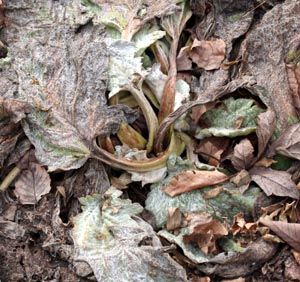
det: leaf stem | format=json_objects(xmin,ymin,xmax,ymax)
[{"xmin": 0, "ymin": 166, "xmax": 21, "ymax": 192}]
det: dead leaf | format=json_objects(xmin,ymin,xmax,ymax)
[
  {"xmin": 250, "ymin": 167, "xmax": 300, "ymax": 199},
  {"xmin": 268, "ymin": 124, "xmax": 300, "ymax": 160},
  {"xmin": 255, "ymin": 109, "xmax": 276, "ymax": 161},
  {"xmin": 189, "ymin": 39, "xmax": 226, "ymax": 70},
  {"xmin": 231, "ymin": 213, "xmax": 257, "ymax": 237},
  {"xmin": 196, "ymin": 137, "xmax": 229, "ymax": 166},
  {"xmin": 14, "ymin": 163, "xmax": 51, "ymax": 205},
  {"xmin": 202, "ymin": 186, "xmax": 224, "ymax": 199},
  {"xmin": 162, "ymin": 169, "xmax": 229, "ymax": 197},
  {"xmin": 177, "ymin": 46, "xmax": 192, "ymax": 71},
  {"xmin": 191, "ymin": 102, "xmax": 217, "ymax": 124},
  {"xmin": 260, "ymin": 218, "xmax": 300, "ymax": 252},
  {"xmin": 232, "ymin": 139, "xmax": 254, "ymax": 171},
  {"xmin": 232, "ymin": 116, "xmax": 244, "ymax": 129},
  {"xmin": 254, "ymin": 157, "xmax": 277, "ymax": 168},
  {"xmin": 167, "ymin": 207, "xmax": 182, "ymax": 231},
  {"xmin": 183, "ymin": 211, "xmax": 228, "ymax": 255},
  {"xmin": 230, "ymin": 169, "xmax": 251, "ymax": 193},
  {"xmin": 0, "ymin": 0, "xmax": 4, "ymax": 28}
]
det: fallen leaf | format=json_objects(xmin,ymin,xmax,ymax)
[
  {"xmin": 191, "ymin": 102, "xmax": 217, "ymax": 124},
  {"xmin": 166, "ymin": 207, "xmax": 182, "ymax": 231},
  {"xmin": 177, "ymin": 46, "xmax": 192, "ymax": 71},
  {"xmin": 14, "ymin": 163, "xmax": 51, "ymax": 205},
  {"xmin": 254, "ymin": 157, "xmax": 277, "ymax": 168},
  {"xmin": 0, "ymin": 0, "xmax": 4, "ymax": 28},
  {"xmin": 260, "ymin": 218, "xmax": 300, "ymax": 252},
  {"xmin": 250, "ymin": 167, "xmax": 300, "ymax": 199},
  {"xmin": 162, "ymin": 169, "xmax": 229, "ymax": 197},
  {"xmin": 72, "ymin": 187, "xmax": 188, "ymax": 282},
  {"xmin": 196, "ymin": 137, "xmax": 230, "ymax": 166},
  {"xmin": 232, "ymin": 139, "xmax": 254, "ymax": 171},
  {"xmin": 230, "ymin": 169, "xmax": 251, "ymax": 193},
  {"xmin": 189, "ymin": 39, "xmax": 226, "ymax": 70},
  {"xmin": 0, "ymin": 220, "xmax": 26, "ymax": 240},
  {"xmin": 202, "ymin": 186, "xmax": 224, "ymax": 199},
  {"xmin": 268, "ymin": 124, "xmax": 300, "ymax": 161},
  {"xmin": 255, "ymin": 109, "xmax": 276, "ymax": 161},
  {"xmin": 183, "ymin": 211, "xmax": 228, "ymax": 255}
]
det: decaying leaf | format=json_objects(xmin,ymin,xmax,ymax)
[
  {"xmin": 255, "ymin": 109, "xmax": 276, "ymax": 161},
  {"xmin": 268, "ymin": 124, "xmax": 300, "ymax": 161},
  {"xmin": 254, "ymin": 157, "xmax": 277, "ymax": 168},
  {"xmin": 196, "ymin": 98, "xmax": 264, "ymax": 139},
  {"xmin": 183, "ymin": 211, "xmax": 228, "ymax": 255},
  {"xmin": 250, "ymin": 167, "xmax": 300, "ymax": 199},
  {"xmin": 189, "ymin": 39, "xmax": 226, "ymax": 70},
  {"xmin": 162, "ymin": 169, "xmax": 228, "ymax": 197},
  {"xmin": 202, "ymin": 186, "xmax": 224, "ymax": 200},
  {"xmin": 196, "ymin": 137, "xmax": 229, "ymax": 166},
  {"xmin": 232, "ymin": 139, "xmax": 254, "ymax": 171},
  {"xmin": 176, "ymin": 46, "xmax": 192, "ymax": 71},
  {"xmin": 231, "ymin": 169, "xmax": 251, "ymax": 193},
  {"xmin": 14, "ymin": 163, "xmax": 51, "ymax": 205},
  {"xmin": 166, "ymin": 207, "xmax": 182, "ymax": 231},
  {"xmin": 260, "ymin": 218, "xmax": 300, "ymax": 252},
  {"xmin": 231, "ymin": 213, "xmax": 257, "ymax": 237},
  {"xmin": 72, "ymin": 187, "xmax": 188, "ymax": 282}
]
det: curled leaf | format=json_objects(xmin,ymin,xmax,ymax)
[{"xmin": 14, "ymin": 163, "xmax": 51, "ymax": 205}]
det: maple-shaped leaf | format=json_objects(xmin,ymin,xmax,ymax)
[
  {"xmin": 162, "ymin": 169, "xmax": 228, "ymax": 197},
  {"xmin": 196, "ymin": 98, "xmax": 264, "ymax": 139},
  {"xmin": 14, "ymin": 163, "xmax": 51, "ymax": 205},
  {"xmin": 260, "ymin": 218, "xmax": 300, "ymax": 252},
  {"xmin": 250, "ymin": 167, "xmax": 300, "ymax": 199},
  {"xmin": 232, "ymin": 139, "xmax": 254, "ymax": 171},
  {"xmin": 268, "ymin": 124, "xmax": 300, "ymax": 161},
  {"xmin": 72, "ymin": 187, "xmax": 188, "ymax": 282},
  {"xmin": 81, "ymin": 0, "xmax": 179, "ymax": 40}
]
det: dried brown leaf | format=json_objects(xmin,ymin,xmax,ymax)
[
  {"xmin": 166, "ymin": 207, "xmax": 182, "ymax": 231},
  {"xmin": 202, "ymin": 186, "xmax": 224, "ymax": 199},
  {"xmin": 250, "ymin": 167, "xmax": 300, "ymax": 199},
  {"xmin": 14, "ymin": 163, "xmax": 51, "ymax": 205},
  {"xmin": 176, "ymin": 46, "xmax": 192, "ymax": 71},
  {"xmin": 254, "ymin": 157, "xmax": 277, "ymax": 168},
  {"xmin": 268, "ymin": 124, "xmax": 300, "ymax": 160},
  {"xmin": 191, "ymin": 102, "xmax": 217, "ymax": 124},
  {"xmin": 183, "ymin": 211, "xmax": 228, "ymax": 255},
  {"xmin": 255, "ymin": 109, "xmax": 276, "ymax": 161},
  {"xmin": 189, "ymin": 39, "xmax": 226, "ymax": 70},
  {"xmin": 0, "ymin": 0, "xmax": 4, "ymax": 28},
  {"xmin": 285, "ymin": 58, "xmax": 300, "ymax": 111},
  {"xmin": 196, "ymin": 137, "xmax": 229, "ymax": 166},
  {"xmin": 232, "ymin": 139, "xmax": 254, "ymax": 171},
  {"xmin": 231, "ymin": 169, "xmax": 251, "ymax": 193},
  {"xmin": 260, "ymin": 218, "xmax": 300, "ymax": 252},
  {"xmin": 162, "ymin": 169, "xmax": 228, "ymax": 197}
]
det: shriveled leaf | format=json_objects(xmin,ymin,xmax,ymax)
[
  {"xmin": 256, "ymin": 109, "xmax": 276, "ymax": 160},
  {"xmin": 250, "ymin": 167, "xmax": 300, "ymax": 199},
  {"xmin": 202, "ymin": 186, "xmax": 224, "ymax": 199},
  {"xmin": 254, "ymin": 157, "xmax": 277, "ymax": 168},
  {"xmin": 162, "ymin": 169, "xmax": 228, "ymax": 197},
  {"xmin": 196, "ymin": 137, "xmax": 229, "ymax": 166},
  {"xmin": 196, "ymin": 98, "xmax": 264, "ymax": 139},
  {"xmin": 189, "ymin": 39, "xmax": 226, "ymax": 70},
  {"xmin": 166, "ymin": 207, "xmax": 182, "ymax": 231},
  {"xmin": 176, "ymin": 46, "xmax": 192, "ymax": 71},
  {"xmin": 268, "ymin": 124, "xmax": 300, "ymax": 160},
  {"xmin": 72, "ymin": 187, "xmax": 188, "ymax": 282},
  {"xmin": 260, "ymin": 218, "xmax": 300, "ymax": 252},
  {"xmin": 14, "ymin": 163, "xmax": 51, "ymax": 205},
  {"xmin": 232, "ymin": 139, "xmax": 254, "ymax": 171}
]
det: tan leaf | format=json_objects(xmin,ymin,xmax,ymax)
[
  {"xmin": 166, "ymin": 207, "xmax": 182, "ymax": 231},
  {"xmin": 232, "ymin": 116, "xmax": 244, "ymax": 129},
  {"xmin": 162, "ymin": 170, "xmax": 228, "ymax": 197},
  {"xmin": 202, "ymin": 186, "xmax": 224, "ymax": 199},
  {"xmin": 260, "ymin": 218, "xmax": 300, "ymax": 252},
  {"xmin": 196, "ymin": 137, "xmax": 229, "ymax": 166},
  {"xmin": 254, "ymin": 157, "xmax": 277, "ymax": 168},
  {"xmin": 250, "ymin": 167, "xmax": 300, "ymax": 199},
  {"xmin": 14, "ymin": 163, "xmax": 51, "ymax": 205},
  {"xmin": 232, "ymin": 139, "xmax": 254, "ymax": 171},
  {"xmin": 191, "ymin": 101, "xmax": 217, "ymax": 124},
  {"xmin": 189, "ymin": 39, "xmax": 226, "ymax": 70},
  {"xmin": 231, "ymin": 169, "xmax": 251, "ymax": 193},
  {"xmin": 176, "ymin": 46, "xmax": 192, "ymax": 71}
]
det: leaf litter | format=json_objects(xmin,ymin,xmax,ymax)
[{"xmin": 1, "ymin": 0, "xmax": 300, "ymax": 281}]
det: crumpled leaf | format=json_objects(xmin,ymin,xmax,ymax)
[
  {"xmin": 72, "ymin": 187, "xmax": 188, "ymax": 282},
  {"xmin": 14, "ymin": 162, "xmax": 51, "ymax": 205},
  {"xmin": 183, "ymin": 211, "xmax": 228, "ymax": 255},
  {"xmin": 268, "ymin": 124, "xmax": 300, "ymax": 161},
  {"xmin": 232, "ymin": 139, "xmax": 254, "ymax": 171},
  {"xmin": 250, "ymin": 167, "xmax": 300, "ymax": 199},
  {"xmin": 260, "ymin": 218, "xmax": 300, "ymax": 252},
  {"xmin": 195, "ymin": 98, "xmax": 264, "ymax": 139},
  {"xmin": 189, "ymin": 38, "xmax": 226, "ymax": 70},
  {"xmin": 176, "ymin": 46, "xmax": 192, "ymax": 71},
  {"xmin": 162, "ymin": 169, "xmax": 228, "ymax": 197}
]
